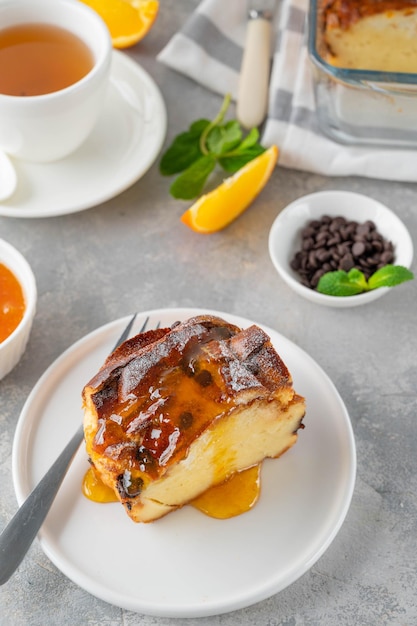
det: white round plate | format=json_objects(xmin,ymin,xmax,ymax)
[
  {"xmin": 13, "ymin": 308, "xmax": 356, "ymax": 618},
  {"xmin": 0, "ymin": 51, "xmax": 167, "ymax": 218}
]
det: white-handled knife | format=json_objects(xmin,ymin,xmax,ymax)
[{"xmin": 237, "ymin": 0, "xmax": 277, "ymax": 129}]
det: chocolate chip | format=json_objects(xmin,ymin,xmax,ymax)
[
  {"xmin": 327, "ymin": 235, "xmax": 341, "ymax": 246},
  {"xmin": 329, "ymin": 217, "xmax": 346, "ymax": 232},
  {"xmin": 311, "ymin": 269, "xmax": 326, "ymax": 287},
  {"xmin": 339, "ymin": 226, "xmax": 351, "ymax": 241},
  {"xmin": 381, "ymin": 250, "xmax": 394, "ymax": 264},
  {"xmin": 316, "ymin": 230, "xmax": 328, "ymax": 243},
  {"xmin": 352, "ymin": 241, "xmax": 366, "ymax": 257},
  {"xmin": 356, "ymin": 223, "xmax": 371, "ymax": 236},
  {"xmin": 290, "ymin": 214, "xmax": 395, "ymax": 290},
  {"xmin": 301, "ymin": 226, "xmax": 316, "ymax": 238},
  {"xmin": 302, "ymin": 237, "xmax": 314, "ymax": 251},
  {"xmin": 339, "ymin": 253, "xmax": 354, "ymax": 271},
  {"xmin": 337, "ymin": 242, "xmax": 350, "ymax": 256},
  {"xmin": 310, "ymin": 269, "xmax": 325, "ymax": 287},
  {"xmin": 316, "ymin": 249, "xmax": 331, "ymax": 262},
  {"xmin": 310, "ymin": 220, "xmax": 321, "ymax": 229},
  {"xmin": 290, "ymin": 252, "xmax": 302, "ymax": 271}
]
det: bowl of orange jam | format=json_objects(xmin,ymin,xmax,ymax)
[{"xmin": 0, "ymin": 238, "xmax": 36, "ymax": 380}]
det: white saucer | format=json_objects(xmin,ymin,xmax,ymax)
[
  {"xmin": 13, "ymin": 308, "xmax": 356, "ymax": 618},
  {"xmin": 0, "ymin": 51, "xmax": 167, "ymax": 218}
]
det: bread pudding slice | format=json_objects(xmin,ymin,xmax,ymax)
[
  {"xmin": 82, "ymin": 315, "xmax": 306, "ymax": 523},
  {"xmin": 321, "ymin": 0, "xmax": 417, "ymax": 72}
]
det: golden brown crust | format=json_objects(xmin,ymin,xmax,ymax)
[
  {"xmin": 84, "ymin": 327, "xmax": 170, "ymax": 395},
  {"xmin": 322, "ymin": 0, "xmax": 417, "ymax": 30}
]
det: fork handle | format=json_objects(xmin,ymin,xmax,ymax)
[
  {"xmin": 0, "ymin": 312, "xmax": 140, "ymax": 585},
  {"xmin": 0, "ymin": 425, "xmax": 84, "ymax": 585}
]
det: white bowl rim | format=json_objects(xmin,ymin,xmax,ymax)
[
  {"xmin": 0, "ymin": 237, "xmax": 37, "ymax": 349},
  {"xmin": 268, "ymin": 190, "xmax": 414, "ymax": 307}
]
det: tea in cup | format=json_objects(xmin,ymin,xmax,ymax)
[{"xmin": 0, "ymin": 0, "xmax": 112, "ymax": 162}]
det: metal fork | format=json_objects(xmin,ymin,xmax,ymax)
[{"xmin": 0, "ymin": 312, "xmax": 149, "ymax": 585}]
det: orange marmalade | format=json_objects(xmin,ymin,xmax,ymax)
[
  {"xmin": 0, "ymin": 263, "xmax": 25, "ymax": 342},
  {"xmin": 83, "ymin": 463, "xmax": 261, "ymax": 519}
]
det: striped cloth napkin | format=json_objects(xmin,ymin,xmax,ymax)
[{"xmin": 157, "ymin": 0, "xmax": 417, "ymax": 182}]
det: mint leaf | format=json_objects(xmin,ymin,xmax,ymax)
[
  {"xmin": 189, "ymin": 119, "xmax": 210, "ymax": 134},
  {"xmin": 317, "ymin": 270, "xmax": 367, "ymax": 296},
  {"xmin": 236, "ymin": 127, "xmax": 260, "ymax": 150},
  {"xmin": 206, "ymin": 121, "xmax": 242, "ymax": 155},
  {"xmin": 317, "ymin": 264, "xmax": 414, "ymax": 297},
  {"xmin": 169, "ymin": 155, "xmax": 216, "ymax": 200},
  {"xmin": 160, "ymin": 94, "xmax": 268, "ymax": 200},
  {"xmin": 346, "ymin": 268, "xmax": 369, "ymax": 290},
  {"xmin": 219, "ymin": 128, "xmax": 264, "ymax": 172},
  {"xmin": 368, "ymin": 265, "xmax": 414, "ymax": 289},
  {"xmin": 160, "ymin": 119, "xmax": 210, "ymax": 176},
  {"xmin": 219, "ymin": 144, "xmax": 265, "ymax": 173}
]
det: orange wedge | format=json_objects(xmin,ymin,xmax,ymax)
[
  {"xmin": 80, "ymin": 0, "xmax": 159, "ymax": 49},
  {"xmin": 181, "ymin": 145, "xmax": 278, "ymax": 234}
]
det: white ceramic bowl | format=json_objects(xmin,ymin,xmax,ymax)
[
  {"xmin": 0, "ymin": 238, "xmax": 37, "ymax": 380},
  {"xmin": 268, "ymin": 190, "xmax": 414, "ymax": 308}
]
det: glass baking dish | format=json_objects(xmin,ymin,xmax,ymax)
[{"xmin": 307, "ymin": 0, "xmax": 417, "ymax": 148}]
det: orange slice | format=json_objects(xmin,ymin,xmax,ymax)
[
  {"xmin": 181, "ymin": 145, "xmax": 278, "ymax": 234},
  {"xmin": 80, "ymin": 0, "xmax": 159, "ymax": 49}
]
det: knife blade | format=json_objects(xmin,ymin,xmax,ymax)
[{"xmin": 237, "ymin": 0, "xmax": 278, "ymax": 129}]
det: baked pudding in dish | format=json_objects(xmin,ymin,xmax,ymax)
[
  {"xmin": 82, "ymin": 315, "xmax": 306, "ymax": 523},
  {"xmin": 321, "ymin": 0, "xmax": 417, "ymax": 72}
]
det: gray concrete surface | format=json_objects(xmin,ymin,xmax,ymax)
[{"xmin": 1, "ymin": 2, "xmax": 416, "ymax": 624}]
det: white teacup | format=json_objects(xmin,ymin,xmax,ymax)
[{"xmin": 0, "ymin": 0, "xmax": 112, "ymax": 163}]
